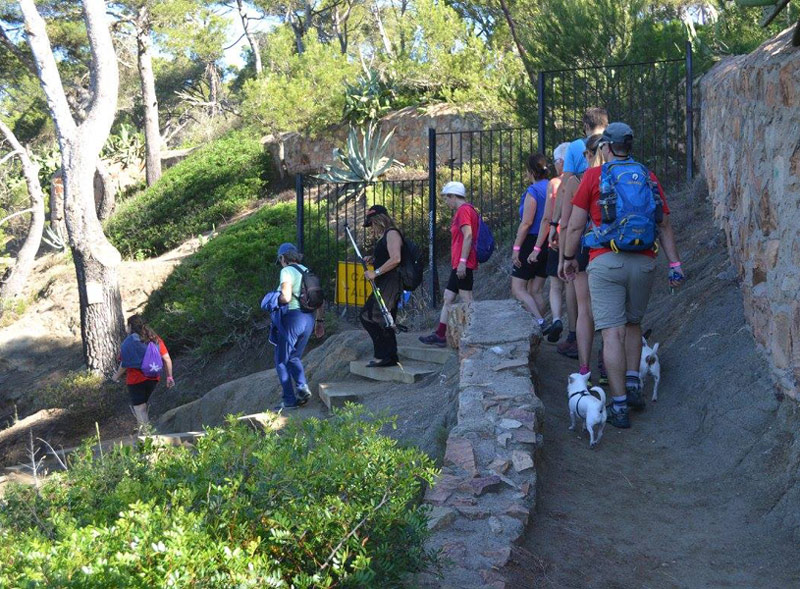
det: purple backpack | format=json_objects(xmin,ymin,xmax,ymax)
[{"xmin": 141, "ymin": 341, "xmax": 164, "ymax": 377}]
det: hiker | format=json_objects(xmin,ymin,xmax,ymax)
[
  {"xmin": 556, "ymin": 107, "xmax": 608, "ymax": 362},
  {"xmin": 112, "ymin": 314, "xmax": 174, "ymax": 434},
  {"xmin": 419, "ymin": 181, "xmax": 479, "ymax": 347},
  {"xmin": 360, "ymin": 205, "xmax": 403, "ymax": 367},
  {"xmin": 266, "ymin": 242, "xmax": 325, "ymax": 411},
  {"xmin": 529, "ymin": 142, "xmax": 570, "ymax": 343},
  {"xmin": 511, "ymin": 153, "xmax": 551, "ymax": 329},
  {"xmin": 562, "ymin": 122, "xmax": 684, "ymax": 428}
]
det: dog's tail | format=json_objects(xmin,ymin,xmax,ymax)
[{"xmin": 591, "ymin": 386, "xmax": 607, "ymax": 411}]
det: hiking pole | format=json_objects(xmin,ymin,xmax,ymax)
[{"xmin": 344, "ymin": 223, "xmax": 396, "ymax": 331}]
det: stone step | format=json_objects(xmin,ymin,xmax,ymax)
[
  {"xmin": 318, "ymin": 381, "xmax": 384, "ymax": 410},
  {"xmin": 349, "ymin": 359, "xmax": 438, "ymax": 384},
  {"xmin": 397, "ymin": 344, "xmax": 453, "ymax": 365}
]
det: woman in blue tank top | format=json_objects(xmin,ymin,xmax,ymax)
[{"xmin": 510, "ymin": 153, "xmax": 551, "ymax": 328}]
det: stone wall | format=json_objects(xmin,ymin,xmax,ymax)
[
  {"xmin": 418, "ymin": 300, "xmax": 543, "ymax": 589},
  {"xmin": 262, "ymin": 104, "xmax": 483, "ymax": 177},
  {"xmin": 698, "ymin": 26, "xmax": 800, "ymax": 400}
]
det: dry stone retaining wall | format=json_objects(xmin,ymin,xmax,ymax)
[
  {"xmin": 697, "ymin": 26, "xmax": 800, "ymax": 400},
  {"xmin": 419, "ymin": 300, "xmax": 542, "ymax": 589}
]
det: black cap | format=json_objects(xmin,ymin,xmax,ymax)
[{"xmin": 364, "ymin": 204, "xmax": 389, "ymax": 227}]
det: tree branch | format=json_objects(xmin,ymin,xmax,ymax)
[{"xmin": 0, "ymin": 25, "xmax": 37, "ymax": 76}]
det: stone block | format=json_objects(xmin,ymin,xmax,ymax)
[
  {"xmin": 469, "ymin": 475, "xmax": 503, "ymax": 496},
  {"xmin": 427, "ymin": 506, "xmax": 457, "ymax": 531},
  {"xmin": 397, "ymin": 344, "xmax": 453, "ymax": 365},
  {"xmin": 444, "ymin": 436, "xmax": 477, "ymax": 476},
  {"xmin": 461, "ymin": 300, "xmax": 536, "ymax": 346},
  {"xmin": 349, "ymin": 359, "xmax": 436, "ymax": 384},
  {"xmin": 511, "ymin": 450, "xmax": 534, "ymax": 473}
]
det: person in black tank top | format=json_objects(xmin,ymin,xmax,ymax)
[{"xmin": 361, "ymin": 205, "xmax": 404, "ymax": 367}]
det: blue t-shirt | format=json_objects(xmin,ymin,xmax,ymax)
[
  {"xmin": 563, "ymin": 137, "xmax": 588, "ymax": 175},
  {"xmin": 519, "ymin": 179, "xmax": 548, "ymax": 235}
]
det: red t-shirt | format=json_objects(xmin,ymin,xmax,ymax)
[
  {"xmin": 571, "ymin": 166, "xmax": 671, "ymax": 262},
  {"xmin": 121, "ymin": 338, "xmax": 168, "ymax": 385},
  {"xmin": 451, "ymin": 204, "xmax": 479, "ymax": 269}
]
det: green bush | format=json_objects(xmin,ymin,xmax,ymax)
[
  {"xmin": 144, "ymin": 203, "xmax": 333, "ymax": 354},
  {"xmin": 38, "ymin": 371, "xmax": 121, "ymax": 419},
  {"xmin": 106, "ymin": 132, "xmax": 272, "ymax": 259},
  {"xmin": 0, "ymin": 407, "xmax": 437, "ymax": 588}
]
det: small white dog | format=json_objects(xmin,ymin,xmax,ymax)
[
  {"xmin": 567, "ymin": 372, "xmax": 607, "ymax": 448},
  {"xmin": 639, "ymin": 331, "xmax": 661, "ymax": 402}
]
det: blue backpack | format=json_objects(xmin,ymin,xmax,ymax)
[
  {"xmin": 471, "ymin": 205, "xmax": 495, "ymax": 263},
  {"xmin": 582, "ymin": 159, "xmax": 663, "ymax": 252}
]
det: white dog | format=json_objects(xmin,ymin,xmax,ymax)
[
  {"xmin": 567, "ymin": 372, "xmax": 607, "ymax": 448},
  {"xmin": 639, "ymin": 332, "xmax": 661, "ymax": 402}
]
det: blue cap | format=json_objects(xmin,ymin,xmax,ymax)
[
  {"xmin": 276, "ymin": 242, "xmax": 298, "ymax": 265},
  {"xmin": 600, "ymin": 122, "xmax": 634, "ymax": 146}
]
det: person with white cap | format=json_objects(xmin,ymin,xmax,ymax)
[
  {"xmin": 562, "ymin": 122, "xmax": 684, "ymax": 429},
  {"xmin": 419, "ymin": 180, "xmax": 479, "ymax": 347}
]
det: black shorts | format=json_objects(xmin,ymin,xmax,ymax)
[
  {"xmin": 546, "ymin": 247, "xmax": 560, "ymax": 277},
  {"xmin": 128, "ymin": 380, "xmax": 158, "ymax": 405},
  {"xmin": 577, "ymin": 246, "xmax": 590, "ymax": 272},
  {"xmin": 445, "ymin": 268, "xmax": 474, "ymax": 293},
  {"xmin": 511, "ymin": 234, "xmax": 548, "ymax": 280}
]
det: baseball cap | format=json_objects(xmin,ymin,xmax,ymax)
[
  {"xmin": 553, "ymin": 142, "xmax": 570, "ymax": 162},
  {"xmin": 441, "ymin": 181, "xmax": 466, "ymax": 198},
  {"xmin": 363, "ymin": 204, "xmax": 389, "ymax": 227},
  {"xmin": 600, "ymin": 122, "xmax": 634, "ymax": 146},
  {"xmin": 276, "ymin": 242, "xmax": 298, "ymax": 265}
]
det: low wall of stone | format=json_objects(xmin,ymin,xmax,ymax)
[
  {"xmin": 419, "ymin": 300, "xmax": 542, "ymax": 589},
  {"xmin": 697, "ymin": 26, "xmax": 800, "ymax": 400}
]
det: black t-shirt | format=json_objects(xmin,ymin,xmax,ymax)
[{"xmin": 373, "ymin": 228, "xmax": 402, "ymax": 270}]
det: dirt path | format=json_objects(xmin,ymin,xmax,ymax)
[{"xmin": 506, "ymin": 188, "xmax": 800, "ymax": 588}]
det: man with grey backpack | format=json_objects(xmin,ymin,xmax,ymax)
[{"xmin": 562, "ymin": 123, "xmax": 684, "ymax": 429}]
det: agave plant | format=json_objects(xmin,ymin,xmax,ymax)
[
  {"xmin": 41, "ymin": 223, "xmax": 67, "ymax": 252},
  {"xmin": 316, "ymin": 121, "xmax": 397, "ymax": 186}
]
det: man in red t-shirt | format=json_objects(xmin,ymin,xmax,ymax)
[
  {"xmin": 562, "ymin": 122, "xmax": 684, "ymax": 429},
  {"xmin": 420, "ymin": 181, "xmax": 479, "ymax": 347}
]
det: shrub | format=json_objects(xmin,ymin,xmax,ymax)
[
  {"xmin": 105, "ymin": 131, "xmax": 271, "ymax": 259},
  {"xmin": 0, "ymin": 407, "xmax": 437, "ymax": 588},
  {"xmin": 144, "ymin": 203, "xmax": 334, "ymax": 354},
  {"xmin": 37, "ymin": 371, "xmax": 121, "ymax": 419}
]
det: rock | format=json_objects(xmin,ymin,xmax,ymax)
[
  {"xmin": 488, "ymin": 516, "xmax": 504, "ymax": 534},
  {"xmin": 498, "ymin": 418, "xmax": 522, "ymax": 429},
  {"xmin": 470, "ymin": 475, "xmax": 503, "ymax": 496},
  {"xmin": 456, "ymin": 505, "xmax": 491, "ymax": 520},
  {"xmin": 503, "ymin": 408, "xmax": 536, "ymax": 429},
  {"xmin": 444, "ymin": 436, "xmax": 477, "ymax": 475},
  {"xmin": 512, "ymin": 429, "xmax": 538, "ymax": 444},
  {"xmin": 488, "ymin": 457, "xmax": 510, "ymax": 474},
  {"xmin": 492, "ymin": 358, "xmax": 529, "ymax": 371},
  {"xmin": 505, "ymin": 503, "xmax": 530, "ymax": 524},
  {"xmin": 481, "ymin": 546, "xmax": 512, "ymax": 568},
  {"xmin": 424, "ymin": 473, "xmax": 461, "ymax": 505},
  {"xmin": 511, "ymin": 450, "xmax": 534, "ymax": 472},
  {"xmin": 427, "ymin": 506, "xmax": 457, "ymax": 531},
  {"xmin": 497, "ymin": 432, "xmax": 512, "ymax": 447}
]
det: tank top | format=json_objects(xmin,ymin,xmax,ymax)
[
  {"xmin": 519, "ymin": 179, "xmax": 548, "ymax": 235},
  {"xmin": 373, "ymin": 228, "xmax": 402, "ymax": 270}
]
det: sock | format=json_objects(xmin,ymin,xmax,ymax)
[
  {"xmin": 626, "ymin": 371, "xmax": 641, "ymax": 389},
  {"xmin": 567, "ymin": 331, "xmax": 577, "ymax": 343},
  {"xmin": 612, "ymin": 395, "xmax": 627, "ymax": 412},
  {"xmin": 537, "ymin": 318, "xmax": 545, "ymax": 326},
  {"xmin": 579, "ymin": 364, "xmax": 590, "ymax": 375},
  {"xmin": 435, "ymin": 322, "xmax": 447, "ymax": 339}
]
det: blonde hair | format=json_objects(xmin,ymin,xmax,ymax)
[{"xmin": 369, "ymin": 212, "xmax": 397, "ymax": 234}]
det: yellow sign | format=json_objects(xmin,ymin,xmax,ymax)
[{"xmin": 336, "ymin": 261, "xmax": 373, "ymax": 306}]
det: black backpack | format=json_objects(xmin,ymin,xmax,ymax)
[
  {"xmin": 398, "ymin": 237, "xmax": 425, "ymax": 291},
  {"xmin": 290, "ymin": 264, "xmax": 325, "ymax": 312}
]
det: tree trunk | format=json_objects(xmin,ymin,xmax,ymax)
[
  {"xmin": 50, "ymin": 170, "xmax": 67, "ymax": 236},
  {"xmin": 20, "ymin": 0, "xmax": 125, "ymax": 375},
  {"xmin": 497, "ymin": 0, "xmax": 538, "ymax": 87},
  {"xmin": 206, "ymin": 62, "xmax": 221, "ymax": 116},
  {"xmin": 94, "ymin": 158, "xmax": 115, "ymax": 221},
  {"xmin": 136, "ymin": 7, "xmax": 162, "ymax": 186},
  {"xmin": 373, "ymin": 2, "xmax": 393, "ymax": 57},
  {"xmin": 0, "ymin": 120, "xmax": 46, "ymax": 303},
  {"xmin": 236, "ymin": 0, "xmax": 262, "ymax": 76}
]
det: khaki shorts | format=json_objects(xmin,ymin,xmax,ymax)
[{"xmin": 587, "ymin": 253, "xmax": 656, "ymax": 330}]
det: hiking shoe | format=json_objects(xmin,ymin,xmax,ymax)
[
  {"xmin": 557, "ymin": 339, "xmax": 579, "ymax": 359},
  {"xmin": 419, "ymin": 333, "xmax": 447, "ymax": 347},
  {"xmin": 545, "ymin": 319, "xmax": 563, "ymax": 343},
  {"xmin": 296, "ymin": 386, "xmax": 312, "ymax": 405},
  {"xmin": 273, "ymin": 401, "xmax": 301, "ymax": 412},
  {"xmin": 626, "ymin": 384, "xmax": 646, "ymax": 411},
  {"xmin": 607, "ymin": 406, "xmax": 631, "ymax": 429}
]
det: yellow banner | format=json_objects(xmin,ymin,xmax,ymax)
[{"xmin": 336, "ymin": 261, "xmax": 373, "ymax": 306}]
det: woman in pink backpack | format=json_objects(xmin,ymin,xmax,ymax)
[{"xmin": 113, "ymin": 315, "xmax": 174, "ymax": 434}]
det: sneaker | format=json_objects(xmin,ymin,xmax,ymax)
[
  {"xmin": 296, "ymin": 386, "xmax": 312, "ymax": 405},
  {"xmin": 273, "ymin": 401, "xmax": 301, "ymax": 412},
  {"xmin": 626, "ymin": 384, "xmax": 646, "ymax": 411},
  {"xmin": 607, "ymin": 406, "xmax": 631, "ymax": 429},
  {"xmin": 546, "ymin": 319, "xmax": 563, "ymax": 343},
  {"xmin": 598, "ymin": 372, "xmax": 609, "ymax": 386},
  {"xmin": 557, "ymin": 339, "xmax": 579, "ymax": 359},
  {"xmin": 419, "ymin": 333, "xmax": 447, "ymax": 348}
]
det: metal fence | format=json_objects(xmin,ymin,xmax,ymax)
[{"xmin": 537, "ymin": 46, "xmax": 693, "ymax": 184}]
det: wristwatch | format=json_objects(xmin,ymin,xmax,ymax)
[{"xmin": 375, "ymin": 267, "xmax": 381, "ymax": 275}]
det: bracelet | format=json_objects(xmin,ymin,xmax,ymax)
[
  {"xmin": 563, "ymin": 254, "xmax": 576, "ymax": 261},
  {"xmin": 512, "ymin": 246, "xmax": 521, "ymax": 252},
  {"xmin": 533, "ymin": 246, "xmax": 542, "ymax": 253},
  {"xmin": 459, "ymin": 257, "xmax": 467, "ymax": 263},
  {"xmin": 669, "ymin": 261, "xmax": 682, "ymax": 268},
  {"xmin": 549, "ymin": 222, "xmax": 558, "ymax": 227}
]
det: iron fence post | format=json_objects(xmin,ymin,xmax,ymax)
[
  {"xmin": 537, "ymin": 72, "xmax": 545, "ymax": 153},
  {"xmin": 685, "ymin": 41, "xmax": 694, "ymax": 183},
  {"xmin": 295, "ymin": 174, "xmax": 304, "ymax": 252},
  {"xmin": 428, "ymin": 127, "xmax": 438, "ymax": 309}
]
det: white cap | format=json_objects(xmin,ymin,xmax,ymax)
[
  {"xmin": 441, "ymin": 181, "xmax": 466, "ymax": 197},
  {"xmin": 553, "ymin": 142, "xmax": 570, "ymax": 162}
]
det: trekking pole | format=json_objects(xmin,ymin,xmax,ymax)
[{"xmin": 344, "ymin": 223, "xmax": 397, "ymax": 331}]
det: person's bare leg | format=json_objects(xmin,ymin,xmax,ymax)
[
  {"xmin": 625, "ymin": 323, "xmax": 642, "ymax": 373},
  {"xmin": 511, "ymin": 277, "xmax": 542, "ymax": 319},
  {"xmin": 566, "ymin": 281, "xmax": 577, "ymax": 333},
  {"xmin": 574, "ymin": 272, "xmax": 594, "ymax": 369},
  {"xmin": 602, "ymin": 327, "xmax": 627, "ymax": 398},
  {"xmin": 549, "ymin": 279, "xmax": 563, "ymax": 322},
  {"xmin": 530, "ymin": 276, "xmax": 547, "ymax": 318},
  {"xmin": 439, "ymin": 289, "xmax": 457, "ymax": 325}
]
